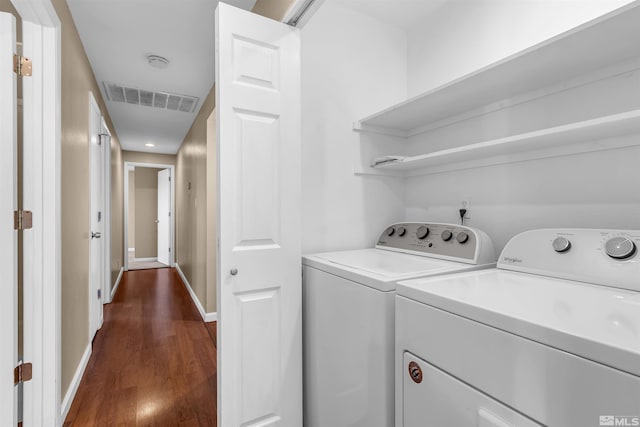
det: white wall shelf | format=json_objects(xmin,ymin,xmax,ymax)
[
  {"xmin": 355, "ymin": 2, "xmax": 640, "ymax": 136},
  {"xmin": 373, "ymin": 110, "xmax": 640, "ymax": 174}
]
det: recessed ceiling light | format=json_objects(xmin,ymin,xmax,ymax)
[
  {"xmin": 145, "ymin": 143, "xmax": 155, "ymax": 147},
  {"xmin": 147, "ymin": 55, "xmax": 169, "ymax": 69}
]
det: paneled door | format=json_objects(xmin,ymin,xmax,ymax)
[
  {"xmin": 216, "ymin": 3, "xmax": 301, "ymax": 427},
  {"xmin": 0, "ymin": 11, "xmax": 19, "ymax": 425},
  {"xmin": 88, "ymin": 93, "xmax": 104, "ymax": 339}
]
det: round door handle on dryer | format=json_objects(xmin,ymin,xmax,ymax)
[{"xmin": 230, "ymin": 268, "xmax": 238, "ymax": 276}]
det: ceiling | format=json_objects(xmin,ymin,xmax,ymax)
[
  {"xmin": 334, "ymin": 0, "xmax": 451, "ymax": 30},
  {"xmin": 67, "ymin": 0, "xmax": 257, "ymax": 154}
]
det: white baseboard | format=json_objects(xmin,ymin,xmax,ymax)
[
  {"xmin": 134, "ymin": 257, "xmax": 157, "ymax": 262},
  {"xmin": 111, "ymin": 266, "xmax": 124, "ymax": 301},
  {"xmin": 60, "ymin": 343, "xmax": 91, "ymax": 422},
  {"xmin": 175, "ymin": 263, "xmax": 217, "ymax": 323}
]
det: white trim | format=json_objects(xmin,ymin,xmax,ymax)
[
  {"xmin": 175, "ymin": 263, "xmax": 216, "ymax": 322},
  {"xmin": 133, "ymin": 257, "xmax": 157, "ymax": 262},
  {"xmin": 123, "ymin": 161, "xmax": 175, "ymax": 271},
  {"xmin": 100, "ymin": 122, "xmax": 112, "ymax": 304},
  {"xmin": 128, "ymin": 247, "xmax": 134, "ymax": 252},
  {"xmin": 59, "ymin": 344, "xmax": 91, "ymax": 424},
  {"xmin": 10, "ymin": 0, "xmax": 62, "ymax": 425},
  {"xmin": 0, "ymin": 12, "xmax": 18, "ymax": 426},
  {"xmin": 111, "ymin": 267, "xmax": 124, "ymax": 300},
  {"xmin": 204, "ymin": 312, "xmax": 218, "ymax": 322}
]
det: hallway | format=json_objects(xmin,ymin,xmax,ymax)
[{"xmin": 64, "ymin": 269, "xmax": 217, "ymax": 426}]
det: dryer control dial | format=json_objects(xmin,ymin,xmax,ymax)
[
  {"xmin": 386, "ymin": 226, "xmax": 395, "ymax": 237},
  {"xmin": 605, "ymin": 237, "xmax": 637, "ymax": 260},
  {"xmin": 441, "ymin": 230, "xmax": 452, "ymax": 241},
  {"xmin": 397, "ymin": 227, "xmax": 407, "ymax": 237},
  {"xmin": 416, "ymin": 226, "xmax": 429, "ymax": 240},
  {"xmin": 456, "ymin": 232, "xmax": 469, "ymax": 244},
  {"xmin": 552, "ymin": 237, "xmax": 571, "ymax": 253}
]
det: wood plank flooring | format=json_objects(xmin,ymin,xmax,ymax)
[{"xmin": 64, "ymin": 268, "xmax": 217, "ymax": 426}]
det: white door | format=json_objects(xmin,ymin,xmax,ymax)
[
  {"xmin": 216, "ymin": 3, "xmax": 301, "ymax": 427},
  {"xmin": 157, "ymin": 168, "xmax": 170, "ymax": 266},
  {"xmin": 88, "ymin": 94, "xmax": 104, "ymax": 339},
  {"xmin": 0, "ymin": 11, "xmax": 19, "ymax": 425}
]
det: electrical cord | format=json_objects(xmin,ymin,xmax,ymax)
[{"xmin": 459, "ymin": 208, "xmax": 467, "ymax": 225}]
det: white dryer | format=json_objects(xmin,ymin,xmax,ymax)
[
  {"xmin": 303, "ymin": 222, "xmax": 496, "ymax": 427},
  {"xmin": 396, "ymin": 228, "xmax": 640, "ymax": 427}
]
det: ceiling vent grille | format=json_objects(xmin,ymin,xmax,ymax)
[{"xmin": 103, "ymin": 82, "xmax": 199, "ymax": 113}]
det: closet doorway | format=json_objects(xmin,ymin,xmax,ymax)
[{"xmin": 124, "ymin": 162, "xmax": 175, "ymax": 271}]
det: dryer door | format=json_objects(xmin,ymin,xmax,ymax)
[{"xmin": 402, "ymin": 353, "xmax": 542, "ymax": 427}]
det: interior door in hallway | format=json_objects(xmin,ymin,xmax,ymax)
[
  {"xmin": 157, "ymin": 168, "xmax": 170, "ymax": 265},
  {"xmin": 0, "ymin": 11, "xmax": 19, "ymax": 425},
  {"xmin": 88, "ymin": 93, "xmax": 104, "ymax": 340},
  {"xmin": 216, "ymin": 3, "xmax": 301, "ymax": 427}
]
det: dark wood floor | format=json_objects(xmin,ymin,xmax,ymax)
[{"xmin": 64, "ymin": 268, "xmax": 217, "ymax": 426}]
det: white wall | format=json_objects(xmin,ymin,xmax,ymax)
[
  {"xmin": 301, "ymin": 0, "xmax": 408, "ymax": 254},
  {"xmin": 407, "ymin": 0, "xmax": 635, "ymax": 97},
  {"xmin": 403, "ymin": 0, "xmax": 640, "ymax": 253}
]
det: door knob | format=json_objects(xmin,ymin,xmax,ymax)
[
  {"xmin": 230, "ymin": 268, "xmax": 238, "ymax": 276},
  {"xmin": 91, "ymin": 231, "xmax": 102, "ymax": 239},
  {"xmin": 155, "ymin": 219, "xmax": 159, "ymax": 223}
]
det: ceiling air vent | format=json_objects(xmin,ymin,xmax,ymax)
[{"xmin": 103, "ymin": 82, "xmax": 199, "ymax": 113}]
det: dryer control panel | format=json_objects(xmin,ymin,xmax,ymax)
[
  {"xmin": 498, "ymin": 228, "xmax": 640, "ymax": 292},
  {"xmin": 376, "ymin": 222, "xmax": 495, "ymax": 265}
]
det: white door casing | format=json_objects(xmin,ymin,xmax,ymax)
[
  {"xmin": 88, "ymin": 93, "xmax": 104, "ymax": 339},
  {"xmin": 216, "ymin": 4, "xmax": 301, "ymax": 427},
  {"xmin": 100, "ymin": 120, "xmax": 112, "ymax": 303},
  {"xmin": 0, "ymin": 11, "xmax": 19, "ymax": 426},
  {"xmin": 157, "ymin": 168, "xmax": 170, "ymax": 265}
]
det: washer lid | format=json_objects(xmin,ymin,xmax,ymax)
[
  {"xmin": 398, "ymin": 269, "xmax": 640, "ymax": 377},
  {"xmin": 303, "ymin": 249, "xmax": 490, "ymax": 292}
]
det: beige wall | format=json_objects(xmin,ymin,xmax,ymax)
[
  {"xmin": 127, "ymin": 170, "xmax": 135, "ymax": 248},
  {"xmin": 252, "ymin": 0, "xmax": 296, "ymax": 21},
  {"xmin": 111, "ymin": 137, "xmax": 124, "ymax": 291},
  {"xmin": 51, "ymin": 0, "xmax": 123, "ymax": 397},
  {"xmin": 134, "ymin": 167, "xmax": 163, "ymax": 258},
  {"xmin": 176, "ymin": 86, "xmax": 214, "ymax": 311},
  {"xmin": 205, "ymin": 111, "xmax": 217, "ymax": 312}
]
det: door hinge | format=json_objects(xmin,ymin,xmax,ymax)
[
  {"xmin": 98, "ymin": 289, "xmax": 102, "ymax": 299},
  {"xmin": 13, "ymin": 54, "xmax": 32, "ymax": 77},
  {"xmin": 14, "ymin": 210, "xmax": 33, "ymax": 230},
  {"xmin": 14, "ymin": 362, "xmax": 33, "ymax": 385}
]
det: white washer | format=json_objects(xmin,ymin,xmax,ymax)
[
  {"xmin": 396, "ymin": 228, "xmax": 640, "ymax": 427},
  {"xmin": 303, "ymin": 222, "xmax": 496, "ymax": 427}
]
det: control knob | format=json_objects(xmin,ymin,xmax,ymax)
[
  {"xmin": 456, "ymin": 232, "xmax": 469, "ymax": 244},
  {"xmin": 385, "ymin": 226, "xmax": 395, "ymax": 237},
  {"xmin": 441, "ymin": 230, "xmax": 452, "ymax": 241},
  {"xmin": 605, "ymin": 237, "xmax": 637, "ymax": 260},
  {"xmin": 552, "ymin": 237, "xmax": 571, "ymax": 253},
  {"xmin": 397, "ymin": 227, "xmax": 407, "ymax": 237},
  {"xmin": 416, "ymin": 226, "xmax": 429, "ymax": 240}
]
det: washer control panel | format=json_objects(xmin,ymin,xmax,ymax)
[
  {"xmin": 376, "ymin": 222, "xmax": 481, "ymax": 262},
  {"xmin": 499, "ymin": 228, "xmax": 640, "ymax": 292}
]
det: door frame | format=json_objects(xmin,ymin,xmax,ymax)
[
  {"xmin": 9, "ymin": 0, "xmax": 61, "ymax": 425},
  {"xmin": 100, "ymin": 120, "xmax": 112, "ymax": 303},
  {"xmin": 123, "ymin": 161, "xmax": 175, "ymax": 271}
]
